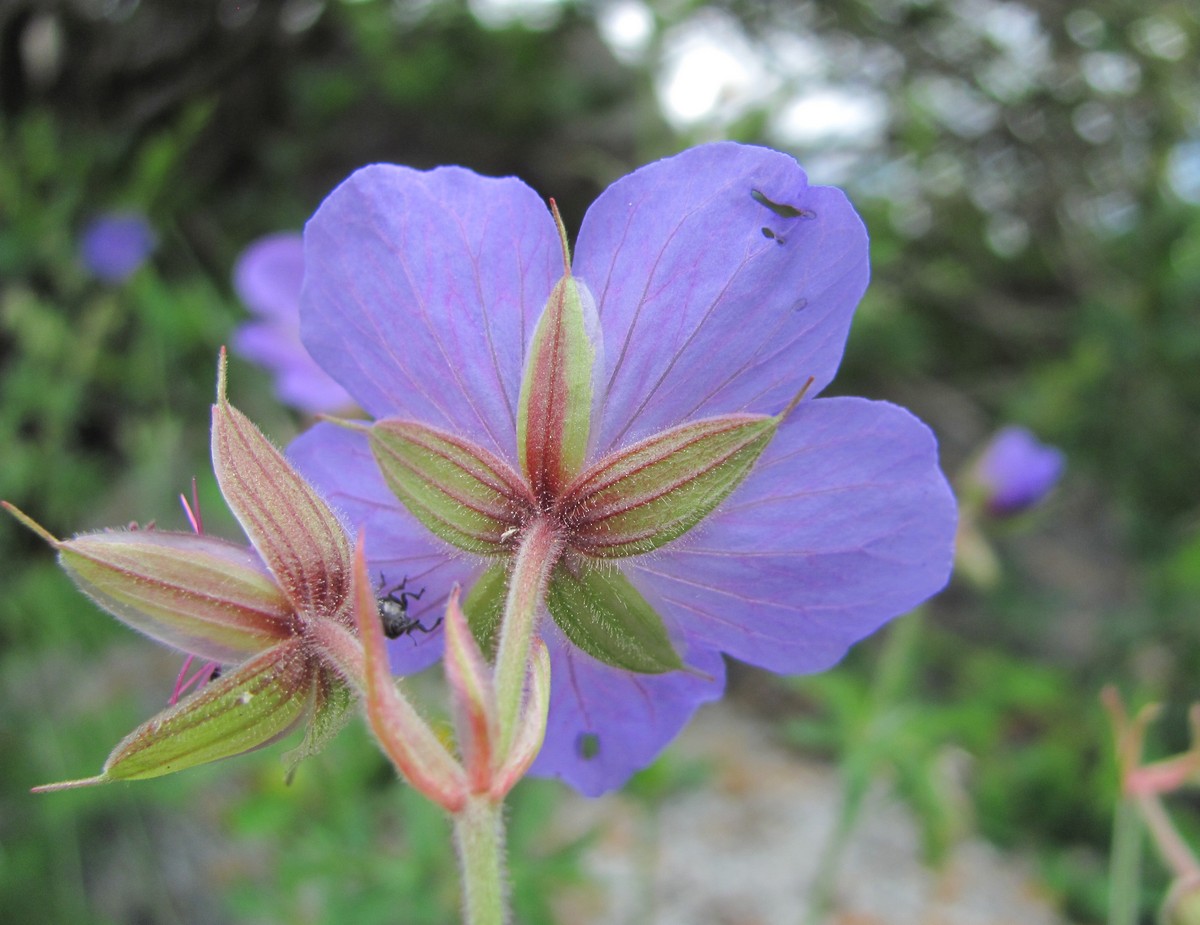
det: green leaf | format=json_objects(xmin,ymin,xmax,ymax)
[
  {"xmin": 369, "ymin": 420, "xmax": 533, "ymax": 555},
  {"xmin": 516, "ymin": 275, "xmax": 597, "ymax": 499},
  {"xmin": 559, "ymin": 413, "xmax": 777, "ymax": 558},
  {"xmin": 102, "ymin": 640, "xmax": 314, "ymax": 782},
  {"xmin": 546, "ymin": 560, "xmax": 682, "ymax": 674}
]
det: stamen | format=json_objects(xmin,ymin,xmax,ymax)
[
  {"xmin": 169, "ymin": 655, "xmax": 222, "ymax": 705},
  {"xmin": 180, "ymin": 477, "xmax": 204, "ymax": 535},
  {"xmin": 169, "ymin": 654, "xmax": 198, "ymax": 705}
]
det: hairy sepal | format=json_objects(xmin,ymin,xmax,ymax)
[
  {"xmin": 59, "ymin": 530, "xmax": 293, "ymax": 663},
  {"xmin": 282, "ymin": 666, "xmax": 356, "ymax": 777},
  {"xmin": 560, "ymin": 414, "xmax": 777, "ymax": 558},
  {"xmin": 101, "ymin": 640, "xmax": 316, "ymax": 782},
  {"xmin": 462, "ymin": 562, "xmax": 510, "ymax": 657},
  {"xmin": 369, "ymin": 420, "xmax": 532, "ymax": 555},
  {"xmin": 443, "ymin": 587, "xmax": 499, "ymax": 789},
  {"xmin": 546, "ymin": 559, "xmax": 682, "ymax": 674},
  {"xmin": 213, "ymin": 354, "xmax": 353, "ymax": 619},
  {"xmin": 517, "ymin": 275, "xmax": 598, "ymax": 500}
]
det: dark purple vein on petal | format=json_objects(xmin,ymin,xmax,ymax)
[
  {"xmin": 336, "ymin": 212, "xmax": 450, "ymax": 423},
  {"xmin": 605, "ymin": 247, "xmax": 762, "ymax": 451},
  {"xmin": 598, "ymin": 175, "xmax": 759, "ymax": 452}
]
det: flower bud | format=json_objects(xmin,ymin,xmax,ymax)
[
  {"xmin": 79, "ymin": 211, "xmax": 156, "ymax": 282},
  {"xmin": 972, "ymin": 426, "xmax": 1064, "ymax": 517}
]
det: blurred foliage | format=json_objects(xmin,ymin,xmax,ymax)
[
  {"xmin": 1, "ymin": 0, "xmax": 1199, "ymax": 922},
  {"xmin": 781, "ymin": 616, "xmax": 1124, "ymax": 921},
  {"xmin": 703, "ymin": 0, "xmax": 1200, "ymax": 554}
]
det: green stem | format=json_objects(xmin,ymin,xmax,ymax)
[
  {"xmin": 804, "ymin": 769, "xmax": 871, "ymax": 925},
  {"xmin": 803, "ymin": 610, "xmax": 924, "ymax": 924},
  {"xmin": 453, "ymin": 795, "xmax": 508, "ymax": 925},
  {"xmin": 493, "ymin": 516, "xmax": 563, "ymax": 757},
  {"xmin": 1108, "ymin": 796, "xmax": 1143, "ymax": 925}
]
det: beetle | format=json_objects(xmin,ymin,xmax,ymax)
[{"xmin": 376, "ymin": 575, "xmax": 440, "ymax": 640}]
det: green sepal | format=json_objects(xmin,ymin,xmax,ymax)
[
  {"xmin": 461, "ymin": 563, "xmax": 510, "ymax": 658},
  {"xmin": 58, "ymin": 530, "xmax": 293, "ymax": 665},
  {"xmin": 560, "ymin": 414, "xmax": 778, "ymax": 558},
  {"xmin": 214, "ymin": 356, "xmax": 353, "ymax": 619},
  {"xmin": 369, "ymin": 420, "xmax": 532, "ymax": 555},
  {"xmin": 545, "ymin": 560, "xmax": 682, "ymax": 674},
  {"xmin": 516, "ymin": 275, "xmax": 597, "ymax": 499},
  {"xmin": 282, "ymin": 665, "xmax": 355, "ymax": 778},
  {"xmin": 101, "ymin": 640, "xmax": 314, "ymax": 782}
]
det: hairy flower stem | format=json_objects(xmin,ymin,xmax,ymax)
[
  {"xmin": 1137, "ymin": 791, "xmax": 1200, "ymax": 883},
  {"xmin": 308, "ymin": 620, "xmax": 367, "ymax": 694},
  {"xmin": 494, "ymin": 516, "xmax": 564, "ymax": 758},
  {"xmin": 454, "ymin": 795, "xmax": 508, "ymax": 925}
]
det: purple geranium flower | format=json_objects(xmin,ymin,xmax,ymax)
[
  {"xmin": 79, "ymin": 212, "xmax": 156, "ymax": 282},
  {"xmin": 231, "ymin": 233, "xmax": 355, "ymax": 414},
  {"xmin": 288, "ymin": 142, "xmax": 957, "ymax": 795},
  {"xmin": 974, "ymin": 426, "xmax": 1065, "ymax": 517}
]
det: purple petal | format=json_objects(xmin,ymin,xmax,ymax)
[
  {"xmin": 233, "ymin": 322, "xmax": 355, "ymax": 415},
  {"xmin": 79, "ymin": 212, "xmax": 156, "ymax": 282},
  {"xmin": 529, "ymin": 623, "xmax": 726, "ymax": 796},
  {"xmin": 233, "ymin": 233, "xmax": 306, "ymax": 322},
  {"xmin": 288, "ymin": 423, "xmax": 485, "ymax": 675},
  {"xmin": 975, "ymin": 426, "xmax": 1065, "ymax": 517},
  {"xmin": 232, "ymin": 234, "xmax": 355, "ymax": 415},
  {"xmin": 301, "ymin": 165, "xmax": 561, "ymax": 460},
  {"xmin": 574, "ymin": 142, "xmax": 868, "ymax": 455},
  {"xmin": 233, "ymin": 321, "xmax": 301, "ymax": 369},
  {"xmin": 626, "ymin": 397, "xmax": 956, "ymax": 674}
]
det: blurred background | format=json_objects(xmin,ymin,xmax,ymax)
[{"xmin": 1, "ymin": 0, "xmax": 1198, "ymax": 922}]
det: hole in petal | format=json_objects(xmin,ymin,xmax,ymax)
[
  {"xmin": 751, "ymin": 188, "xmax": 814, "ymax": 219},
  {"xmin": 576, "ymin": 731, "xmax": 601, "ymax": 760}
]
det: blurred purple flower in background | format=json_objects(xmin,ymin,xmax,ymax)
[
  {"xmin": 78, "ymin": 211, "xmax": 156, "ymax": 282},
  {"xmin": 231, "ymin": 232, "xmax": 355, "ymax": 414},
  {"xmin": 975, "ymin": 426, "xmax": 1065, "ymax": 517},
  {"xmin": 288, "ymin": 143, "xmax": 958, "ymax": 794}
]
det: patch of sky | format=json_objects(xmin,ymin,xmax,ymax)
[
  {"xmin": 912, "ymin": 75, "xmax": 999, "ymax": 138},
  {"xmin": 469, "ymin": 0, "xmax": 563, "ymax": 31},
  {"xmin": 656, "ymin": 10, "xmax": 777, "ymax": 129},
  {"xmin": 1072, "ymin": 101, "xmax": 1116, "ymax": 145},
  {"xmin": 597, "ymin": 0, "xmax": 655, "ymax": 64},
  {"xmin": 1130, "ymin": 14, "xmax": 1189, "ymax": 62},
  {"xmin": 1081, "ymin": 51, "xmax": 1141, "ymax": 96},
  {"xmin": 1166, "ymin": 141, "xmax": 1200, "ymax": 205},
  {"xmin": 1065, "ymin": 8, "xmax": 1105, "ymax": 49}
]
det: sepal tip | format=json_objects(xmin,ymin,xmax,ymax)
[
  {"xmin": 31, "ymin": 775, "xmax": 108, "ymax": 794},
  {"xmin": 3, "ymin": 501, "xmax": 62, "ymax": 547}
]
